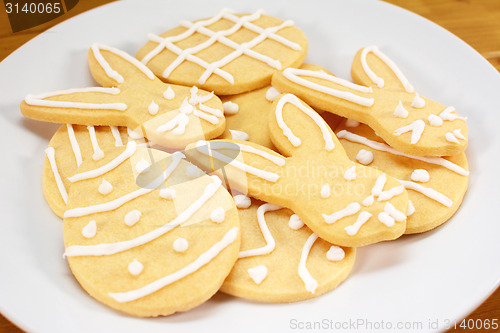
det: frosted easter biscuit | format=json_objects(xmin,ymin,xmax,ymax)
[
  {"xmin": 62, "ymin": 146, "xmax": 240, "ymax": 316},
  {"xmin": 335, "ymin": 120, "xmax": 469, "ymax": 234},
  {"xmin": 136, "ymin": 8, "xmax": 308, "ymax": 95},
  {"xmin": 221, "ymin": 198, "xmax": 355, "ymax": 302},
  {"xmin": 185, "ymin": 94, "xmax": 409, "ymax": 247},
  {"xmin": 272, "ymin": 46, "xmax": 468, "ymax": 157},
  {"xmin": 43, "ymin": 124, "xmax": 151, "ymax": 218},
  {"xmin": 21, "ymin": 44, "xmax": 225, "ymax": 149}
]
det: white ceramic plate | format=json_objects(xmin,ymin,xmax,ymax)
[{"xmin": 1, "ymin": 0, "xmax": 499, "ymax": 332}]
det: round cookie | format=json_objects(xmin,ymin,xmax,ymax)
[
  {"xmin": 43, "ymin": 124, "xmax": 149, "ymax": 218},
  {"xmin": 221, "ymin": 198, "xmax": 355, "ymax": 302},
  {"xmin": 335, "ymin": 120, "xmax": 469, "ymax": 234},
  {"xmin": 136, "ymin": 8, "xmax": 308, "ymax": 95},
  {"xmin": 62, "ymin": 146, "xmax": 240, "ymax": 316}
]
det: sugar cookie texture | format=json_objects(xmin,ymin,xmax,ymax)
[
  {"xmin": 21, "ymin": 44, "xmax": 225, "ymax": 149},
  {"xmin": 63, "ymin": 146, "xmax": 240, "ymax": 316},
  {"xmin": 221, "ymin": 199, "xmax": 355, "ymax": 302},
  {"xmin": 136, "ymin": 8, "xmax": 308, "ymax": 95},
  {"xmin": 272, "ymin": 46, "xmax": 468, "ymax": 156}
]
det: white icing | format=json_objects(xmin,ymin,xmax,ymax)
[
  {"xmin": 159, "ymin": 187, "xmax": 176, "ymax": 200},
  {"xmin": 411, "ymin": 169, "xmax": 430, "ymax": 182},
  {"xmin": 109, "ymin": 227, "xmax": 239, "ymax": 303},
  {"xmin": 360, "ymin": 46, "xmax": 414, "ymax": 93},
  {"xmin": 66, "ymin": 124, "xmax": 83, "ymax": 167},
  {"xmin": 453, "ymin": 129, "xmax": 466, "ymax": 140},
  {"xmin": 98, "ymin": 179, "xmax": 113, "ymax": 195},
  {"xmin": 320, "ymin": 184, "xmax": 331, "ymax": 198},
  {"xmin": 186, "ymin": 164, "xmax": 201, "ymax": 178},
  {"xmin": 210, "ymin": 207, "xmax": 226, "ymax": 223},
  {"xmin": 265, "ymin": 87, "xmax": 281, "ymax": 102},
  {"xmin": 345, "ymin": 119, "xmax": 360, "ymax": 127},
  {"xmin": 282, "ymin": 68, "xmax": 374, "ymax": 106},
  {"xmin": 148, "ymin": 100, "xmax": 159, "ymax": 115},
  {"xmin": 288, "ymin": 214, "xmax": 305, "ymax": 230},
  {"xmin": 371, "ymin": 174, "xmax": 387, "ymax": 197},
  {"xmin": 393, "ymin": 120, "xmax": 426, "ymax": 144},
  {"xmin": 439, "ymin": 106, "xmax": 467, "ymax": 121},
  {"xmin": 446, "ymin": 132, "xmax": 459, "ymax": 143},
  {"xmin": 337, "ymin": 130, "xmax": 469, "ymax": 176},
  {"xmin": 322, "ymin": 202, "xmax": 361, "ymax": 224},
  {"xmin": 361, "ymin": 195, "xmax": 374, "ymax": 207},
  {"xmin": 407, "ymin": 200, "xmax": 415, "ymax": 216},
  {"xmin": 398, "ymin": 179, "xmax": 453, "ymax": 207},
  {"xmin": 87, "ymin": 126, "xmax": 104, "ymax": 160},
  {"xmin": 163, "ymin": 86, "xmax": 175, "ymax": 100},
  {"xmin": 393, "ymin": 101, "xmax": 409, "ymax": 118},
  {"xmin": 173, "ymin": 238, "xmax": 189, "ymax": 253},
  {"xmin": 45, "ymin": 147, "xmax": 68, "ymax": 204},
  {"xmin": 298, "ymin": 233, "xmax": 319, "ymax": 294},
  {"xmin": 157, "ymin": 113, "xmax": 190, "ymax": 135},
  {"xmin": 326, "ymin": 246, "xmax": 345, "ymax": 261},
  {"xmin": 377, "ymin": 185, "xmax": 405, "ymax": 201},
  {"xmin": 247, "ymin": 265, "xmax": 268, "ymax": 284},
  {"xmin": 82, "ymin": 220, "xmax": 97, "ymax": 238},
  {"xmin": 229, "ymin": 130, "xmax": 249, "ymax": 141},
  {"xmin": 68, "ymin": 141, "xmax": 137, "ymax": 182},
  {"xmin": 234, "ymin": 194, "xmax": 251, "ymax": 208},
  {"xmin": 124, "ymin": 210, "xmax": 141, "ymax": 227},
  {"xmin": 238, "ymin": 203, "xmax": 281, "ymax": 258},
  {"xmin": 344, "ymin": 166, "xmax": 357, "ymax": 181},
  {"xmin": 128, "ymin": 259, "xmax": 144, "ymax": 276},
  {"xmin": 378, "ymin": 212, "xmax": 395, "ymax": 227},
  {"xmin": 428, "ymin": 114, "xmax": 443, "ymax": 127},
  {"xmin": 275, "ymin": 93, "xmax": 335, "ymax": 151},
  {"xmin": 109, "ymin": 126, "xmax": 124, "ymax": 147},
  {"xmin": 223, "ymin": 101, "xmax": 239, "ymax": 115},
  {"xmin": 411, "ymin": 93, "xmax": 425, "ymax": 108},
  {"xmin": 356, "ymin": 149, "xmax": 374, "ymax": 165},
  {"xmin": 207, "ymin": 141, "xmax": 285, "ymax": 166},
  {"xmin": 135, "ymin": 158, "xmax": 151, "ymax": 174},
  {"xmin": 384, "ymin": 202, "xmax": 406, "ymax": 222},
  {"xmin": 64, "ymin": 176, "xmax": 221, "ymax": 256},
  {"xmin": 344, "ymin": 211, "xmax": 373, "ymax": 236},
  {"xmin": 127, "ymin": 128, "xmax": 144, "ymax": 139}
]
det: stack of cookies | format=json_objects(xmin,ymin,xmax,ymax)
[{"xmin": 20, "ymin": 8, "xmax": 469, "ymax": 317}]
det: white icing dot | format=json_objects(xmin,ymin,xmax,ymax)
[
  {"xmin": 223, "ymin": 101, "xmax": 239, "ymax": 115},
  {"xmin": 356, "ymin": 149, "xmax": 374, "ymax": 165},
  {"xmin": 288, "ymin": 214, "xmax": 305, "ymax": 230},
  {"xmin": 82, "ymin": 220, "xmax": 97, "ymax": 238},
  {"xmin": 163, "ymin": 86, "xmax": 175, "ymax": 100},
  {"xmin": 410, "ymin": 169, "xmax": 430, "ymax": 182},
  {"xmin": 128, "ymin": 259, "xmax": 143, "ymax": 276},
  {"xmin": 378, "ymin": 212, "xmax": 395, "ymax": 227},
  {"xmin": 180, "ymin": 99, "xmax": 194, "ymax": 114},
  {"xmin": 411, "ymin": 93, "xmax": 426, "ymax": 108},
  {"xmin": 407, "ymin": 200, "xmax": 415, "ymax": 216},
  {"xmin": 229, "ymin": 129, "xmax": 249, "ymax": 141},
  {"xmin": 362, "ymin": 195, "xmax": 374, "ymax": 207},
  {"xmin": 210, "ymin": 207, "xmax": 226, "ymax": 223},
  {"xmin": 265, "ymin": 87, "xmax": 281, "ymax": 102},
  {"xmin": 186, "ymin": 164, "xmax": 201, "ymax": 178},
  {"xmin": 393, "ymin": 101, "xmax": 409, "ymax": 118},
  {"xmin": 446, "ymin": 132, "xmax": 459, "ymax": 143},
  {"xmin": 326, "ymin": 246, "xmax": 345, "ymax": 261},
  {"xmin": 345, "ymin": 119, "xmax": 360, "ymax": 127},
  {"xmin": 247, "ymin": 265, "xmax": 268, "ymax": 284},
  {"xmin": 344, "ymin": 166, "xmax": 356, "ymax": 181},
  {"xmin": 124, "ymin": 210, "xmax": 142, "ymax": 227},
  {"xmin": 320, "ymin": 184, "xmax": 331, "ymax": 198},
  {"xmin": 98, "ymin": 179, "xmax": 113, "ymax": 195},
  {"xmin": 159, "ymin": 187, "xmax": 176, "ymax": 200},
  {"xmin": 428, "ymin": 114, "xmax": 443, "ymax": 127},
  {"xmin": 135, "ymin": 158, "xmax": 151, "ymax": 173},
  {"xmin": 234, "ymin": 194, "xmax": 251, "ymax": 208},
  {"xmin": 173, "ymin": 238, "xmax": 189, "ymax": 253},
  {"xmin": 148, "ymin": 100, "xmax": 159, "ymax": 115},
  {"xmin": 453, "ymin": 129, "xmax": 466, "ymax": 140}
]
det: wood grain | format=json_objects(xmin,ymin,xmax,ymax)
[{"xmin": 0, "ymin": 0, "xmax": 498, "ymax": 332}]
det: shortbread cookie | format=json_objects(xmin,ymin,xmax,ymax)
[
  {"xmin": 272, "ymin": 46, "xmax": 468, "ymax": 156},
  {"xmin": 44, "ymin": 124, "xmax": 150, "ymax": 218},
  {"xmin": 335, "ymin": 120, "xmax": 469, "ymax": 234},
  {"xmin": 21, "ymin": 44, "xmax": 225, "ymax": 149},
  {"xmin": 185, "ymin": 94, "xmax": 409, "ymax": 247},
  {"xmin": 221, "ymin": 198, "xmax": 355, "ymax": 302},
  {"xmin": 62, "ymin": 146, "xmax": 240, "ymax": 316},
  {"xmin": 136, "ymin": 8, "xmax": 308, "ymax": 95}
]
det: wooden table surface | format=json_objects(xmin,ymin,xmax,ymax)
[{"xmin": 0, "ymin": 0, "xmax": 499, "ymax": 332}]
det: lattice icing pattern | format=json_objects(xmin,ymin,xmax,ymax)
[
  {"xmin": 136, "ymin": 8, "xmax": 308, "ymax": 95},
  {"xmin": 21, "ymin": 44, "xmax": 225, "ymax": 149},
  {"xmin": 271, "ymin": 46, "xmax": 468, "ymax": 157},
  {"xmin": 62, "ymin": 145, "xmax": 240, "ymax": 316}
]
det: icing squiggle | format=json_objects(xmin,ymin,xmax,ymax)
[
  {"xmin": 398, "ymin": 179, "xmax": 453, "ymax": 207},
  {"xmin": 45, "ymin": 147, "xmax": 68, "ymax": 204},
  {"xmin": 393, "ymin": 120, "xmax": 426, "ymax": 144},
  {"xmin": 87, "ymin": 126, "xmax": 104, "ymax": 160},
  {"xmin": 207, "ymin": 141, "xmax": 285, "ymax": 166},
  {"xmin": 66, "ymin": 124, "xmax": 83, "ymax": 167},
  {"xmin": 298, "ymin": 233, "xmax": 319, "ymax": 294},
  {"xmin": 109, "ymin": 126, "xmax": 124, "ymax": 147}
]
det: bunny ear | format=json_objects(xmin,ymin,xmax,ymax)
[
  {"xmin": 20, "ymin": 87, "xmax": 128, "ymax": 125},
  {"xmin": 269, "ymin": 93, "xmax": 344, "ymax": 157},
  {"xmin": 88, "ymin": 44, "xmax": 158, "ymax": 87},
  {"xmin": 184, "ymin": 140, "xmax": 286, "ymax": 203},
  {"xmin": 351, "ymin": 46, "xmax": 414, "ymax": 93}
]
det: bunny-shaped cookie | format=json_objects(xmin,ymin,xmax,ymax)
[
  {"xmin": 272, "ymin": 46, "xmax": 468, "ymax": 157},
  {"xmin": 186, "ymin": 93, "xmax": 409, "ymax": 247},
  {"xmin": 21, "ymin": 44, "xmax": 225, "ymax": 149}
]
